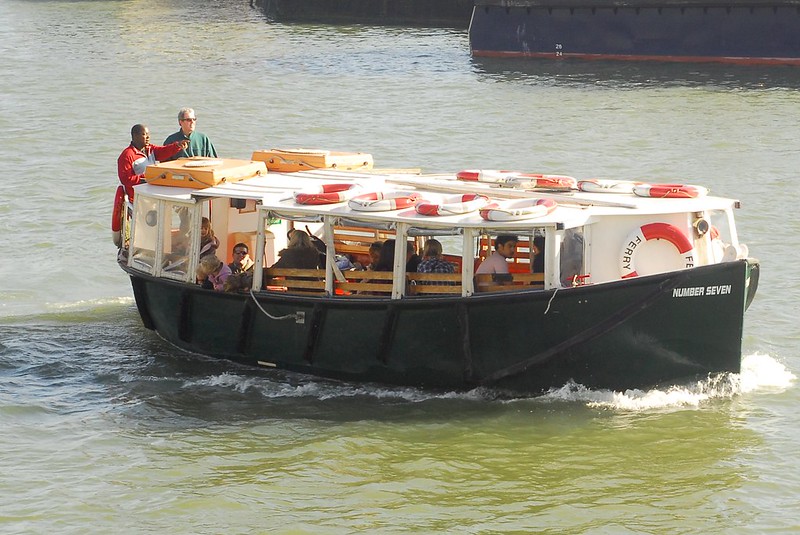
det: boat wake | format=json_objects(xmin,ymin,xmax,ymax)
[
  {"xmin": 539, "ymin": 352, "xmax": 795, "ymax": 410},
  {"xmin": 182, "ymin": 353, "xmax": 794, "ymax": 411}
]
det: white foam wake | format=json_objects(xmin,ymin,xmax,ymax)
[
  {"xmin": 540, "ymin": 352, "xmax": 795, "ymax": 410},
  {"xmin": 179, "ymin": 353, "xmax": 795, "ymax": 409}
]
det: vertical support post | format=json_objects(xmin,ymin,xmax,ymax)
[
  {"xmin": 462, "ymin": 228, "xmax": 476, "ymax": 296},
  {"xmin": 253, "ymin": 208, "xmax": 267, "ymax": 290},
  {"xmin": 545, "ymin": 227, "xmax": 562, "ymax": 290},
  {"xmin": 392, "ymin": 223, "xmax": 409, "ymax": 299}
]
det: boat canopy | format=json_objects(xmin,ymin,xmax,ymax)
[{"xmin": 145, "ymin": 168, "xmax": 744, "ymax": 233}]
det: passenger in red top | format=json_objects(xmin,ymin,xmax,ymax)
[{"xmin": 117, "ymin": 124, "xmax": 188, "ymax": 199}]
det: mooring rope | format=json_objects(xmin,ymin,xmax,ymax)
[
  {"xmin": 249, "ymin": 289, "xmax": 302, "ymax": 321},
  {"xmin": 543, "ymin": 287, "xmax": 559, "ymax": 315}
]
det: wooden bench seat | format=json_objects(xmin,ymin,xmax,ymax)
[
  {"xmin": 474, "ymin": 272, "xmax": 544, "ymax": 293},
  {"xmin": 406, "ymin": 272, "xmax": 462, "ymax": 295},
  {"xmin": 334, "ymin": 270, "xmax": 394, "ymax": 296},
  {"xmin": 263, "ymin": 268, "xmax": 544, "ymax": 297},
  {"xmin": 263, "ymin": 268, "xmax": 326, "ymax": 294}
]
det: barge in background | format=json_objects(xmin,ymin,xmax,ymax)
[
  {"xmin": 469, "ymin": 0, "xmax": 800, "ymax": 65},
  {"xmin": 115, "ymin": 150, "xmax": 759, "ymax": 397},
  {"xmin": 254, "ymin": 0, "xmax": 474, "ymax": 28}
]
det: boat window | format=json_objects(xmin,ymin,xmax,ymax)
[
  {"xmin": 332, "ymin": 224, "xmax": 396, "ymax": 270},
  {"xmin": 475, "ymin": 231, "xmax": 543, "ymax": 274},
  {"xmin": 708, "ymin": 209, "xmax": 733, "ymax": 243},
  {"xmin": 707, "ymin": 209, "xmax": 736, "ymax": 262},
  {"xmin": 160, "ymin": 203, "xmax": 193, "ymax": 277},
  {"xmin": 560, "ymin": 228, "xmax": 585, "ymax": 286},
  {"xmin": 129, "ymin": 196, "xmax": 160, "ymax": 273}
]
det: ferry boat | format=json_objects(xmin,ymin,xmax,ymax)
[
  {"xmin": 469, "ymin": 0, "xmax": 800, "ymax": 65},
  {"xmin": 114, "ymin": 151, "xmax": 759, "ymax": 396}
]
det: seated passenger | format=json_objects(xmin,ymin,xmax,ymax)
[
  {"xmin": 224, "ymin": 271, "xmax": 253, "ymax": 293},
  {"xmin": 271, "ymin": 229, "xmax": 322, "ymax": 269},
  {"xmin": 228, "ymin": 242, "xmax": 254, "ymax": 274},
  {"xmin": 417, "ymin": 239, "xmax": 455, "ymax": 274},
  {"xmin": 406, "ymin": 241, "xmax": 421, "ymax": 272},
  {"xmin": 199, "ymin": 217, "xmax": 219, "ymax": 258},
  {"xmin": 357, "ymin": 239, "xmax": 396, "ymax": 295},
  {"xmin": 373, "ymin": 239, "xmax": 396, "ymax": 272},
  {"xmin": 296, "ymin": 227, "xmax": 327, "ymax": 267},
  {"xmin": 476, "ymin": 234, "xmax": 518, "ymax": 275},
  {"xmin": 361, "ymin": 240, "xmax": 383, "ymax": 271},
  {"xmin": 197, "ymin": 254, "xmax": 231, "ymax": 291}
]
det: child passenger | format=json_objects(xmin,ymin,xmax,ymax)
[
  {"xmin": 197, "ymin": 254, "xmax": 231, "ymax": 291},
  {"xmin": 199, "ymin": 217, "xmax": 219, "ymax": 258}
]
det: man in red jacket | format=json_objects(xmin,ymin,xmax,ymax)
[{"xmin": 117, "ymin": 124, "xmax": 188, "ymax": 199}]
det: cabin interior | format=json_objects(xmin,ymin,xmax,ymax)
[{"xmin": 124, "ymin": 188, "xmax": 743, "ymax": 298}]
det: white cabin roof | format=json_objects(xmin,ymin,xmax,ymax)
[{"xmin": 134, "ymin": 169, "xmax": 740, "ymax": 230}]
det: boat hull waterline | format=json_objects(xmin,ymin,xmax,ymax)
[{"xmin": 125, "ymin": 259, "xmax": 758, "ymax": 396}]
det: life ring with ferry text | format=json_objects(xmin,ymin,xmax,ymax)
[
  {"xmin": 348, "ymin": 191, "xmax": 421, "ymax": 212},
  {"xmin": 415, "ymin": 193, "xmax": 490, "ymax": 216},
  {"xmin": 620, "ymin": 222, "xmax": 695, "ymax": 279},
  {"xmin": 294, "ymin": 183, "xmax": 360, "ymax": 205}
]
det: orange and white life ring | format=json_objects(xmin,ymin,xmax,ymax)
[
  {"xmin": 111, "ymin": 185, "xmax": 125, "ymax": 232},
  {"xmin": 111, "ymin": 185, "xmax": 126, "ymax": 247},
  {"xmin": 415, "ymin": 193, "xmax": 490, "ymax": 216},
  {"xmin": 479, "ymin": 198, "xmax": 558, "ymax": 221},
  {"xmin": 577, "ymin": 179, "xmax": 642, "ymax": 194},
  {"xmin": 513, "ymin": 174, "xmax": 578, "ymax": 190},
  {"xmin": 620, "ymin": 222, "xmax": 695, "ymax": 279},
  {"xmin": 633, "ymin": 183, "xmax": 709, "ymax": 199},
  {"xmin": 348, "ymin": 191, "xmax": 421, "ymax": 211},
  {"xmin": 294, "ymin": 183, "xmax": 360, "ymax": 205},
  {"xmin": 456, "ymin": 169, "xmax": 521, "ymax": 183}
]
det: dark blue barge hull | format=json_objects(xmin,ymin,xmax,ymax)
[{"xmin": 469, "ymin": 1, "xmax": 800, "ymax": 65}]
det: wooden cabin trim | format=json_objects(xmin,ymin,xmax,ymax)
[
  {"xmin": 263, "ymin": 267, "xmax": 327, "ymax": 294},
  {"xmin": 407, "ymin": 272, "xmax": 463, "ymax": 295},
  {"xmin": 263, "ymin": 267, "xmax": 545, "ymax": 296},
  {"xmin": 475, "ymin": 272, "xmax": 545, "ymax": 293}
]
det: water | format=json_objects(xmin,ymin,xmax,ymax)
[{"xmin": 0, "ymin": 0, "xmax": 798, "ymax": 532}]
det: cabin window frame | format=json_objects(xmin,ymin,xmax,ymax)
[{"xmin": 128, "ymin": 193, "xmax": 199, "ymax": 283}]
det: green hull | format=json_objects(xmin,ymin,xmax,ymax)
[{"xmin": 125, "ymin": 259, "xmax": 757, "ymax": 395}]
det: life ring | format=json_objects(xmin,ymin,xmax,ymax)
[
  {"xmin": 620, "ymin": 222, "xmax": 695, "ymax": 279},
  {"xmin": 348, "ymin": 191, "xmax": 421, "ymax": 211},
  {"xmin": 112, "ymin": 185, "xmax": 125, "ymax": 232},
  {"xmin": 633, "ymin": 183, "xmax": 709, "ymax": 198},
  {"xmin": 294, "ymin": 183, "xmax": 360, "ymax": 205},
  {"xmin": 479, "ymin": 198, "xmax": 558, "ymax": 221},
  {"xmin": 415, "ymin": 193, "xmax": 490, "ymax": 216},
  {"xmin": 577, "ymin": 179, "xmax": 641, "ymax": 194},
  {"xmin": 512, "ymin": 174, "xmax": 578, "ymax": 190},
  {"xmin": 111, "ymin": 185, "xmax": 126, "ymax": 248},
  {"xmin": 456, "ymin": 169, "xmax": 521, "ymax": 183}
]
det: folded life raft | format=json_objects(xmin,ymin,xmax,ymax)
[
  {"xmin": 144, "ymin": 158, "xmax": 267, "ymax": 188},
  {"xmin": 251, "ymin": 148, "xmax": 373, "ymax": 172}
]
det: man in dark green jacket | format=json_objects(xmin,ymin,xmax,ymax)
[{"xmin": 162, "ymin": 107, "xmax": 218, "ymax": 161}]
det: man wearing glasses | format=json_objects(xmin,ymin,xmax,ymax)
[
  {"xmin": 163, "ymin": 107, "xmax": 218, "ymax": 161},
  {"xmin": 228, "ymin": 243, "xmax": 255, "ymax": 274}
]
